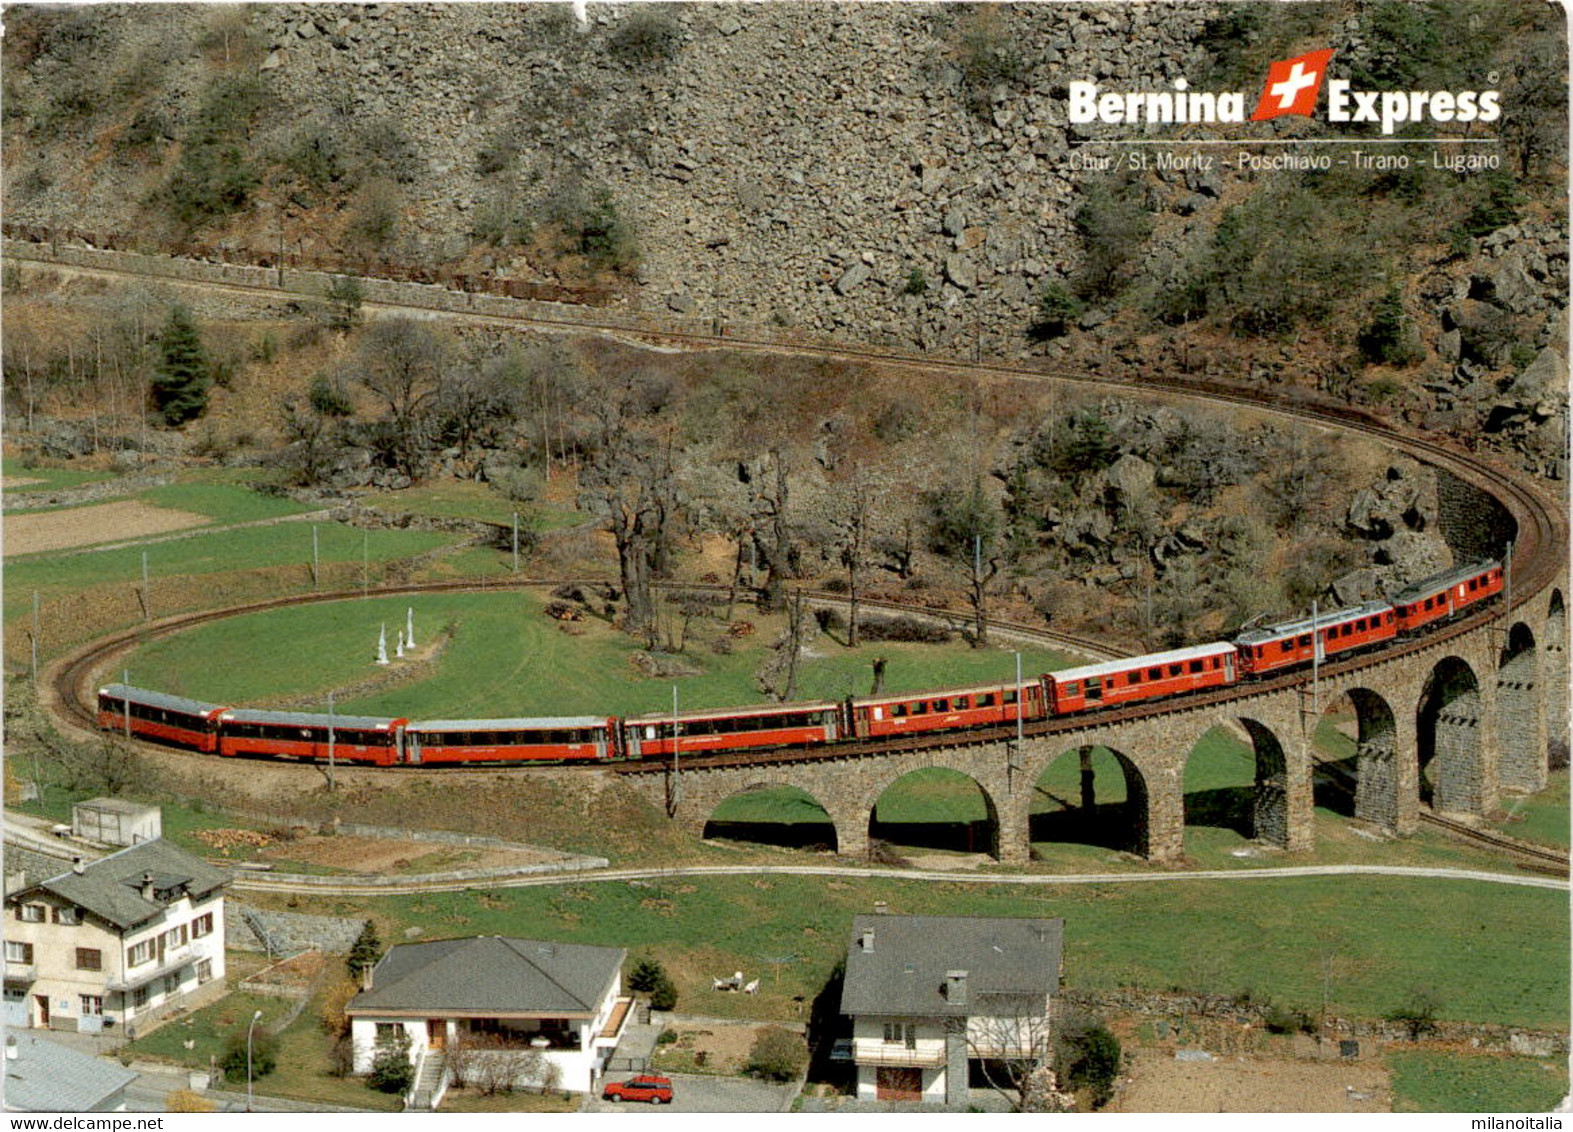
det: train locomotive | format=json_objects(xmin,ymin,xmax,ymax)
[{"xmin": 96, "ymin": 559, "xmax": 1504, "ymax": 767}]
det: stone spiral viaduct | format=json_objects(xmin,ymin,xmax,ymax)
[{"xmin": 619, "ymin": 582, "xmax": 1567, "ymax": 865}]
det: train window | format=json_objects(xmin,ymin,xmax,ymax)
[
  {"xmin": 912, "ymin": 702, "xmax": 928, "ymax": 715},
  {"xmin": 955, "ymin": 696, "xmax": 970, "ymax": 710},
  {"xmin": 1003, "ymin": 690, "xmax": 1018, "ymax": 704},
  {"xmin": 1297, "ymin": 635, "xmax": 1312, "ymax": 647},
  {"xmin": 1143, "ymin": 667, "xmax": 1158, "ymax": 680},
  {"xmin": 1064, "ymin": 682, "xmax": 1079, "ymax": 696},
  {"xmin": 1189, "ymin": 661, "xmax": 1203, "ymax": 674},
  {"xmin": 1128, "ymin": 670, "xmax": 1141, "ymax": 684},
  {"xmin": 978, "ymin": 693, "xmax": 996, "ymax": 707},
  {"xmin": 893, "ymin": 703, "xmax": 907, "ymax": 717},
  {"xmin": 1168, "ymin": 664, "xmax": 1182, "ymax": 677},
  {"xmin": 1086, "ymin": 679, "xmax": 1102, "ymax": 700}
]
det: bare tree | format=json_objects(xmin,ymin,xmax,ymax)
[
  {"xmin": 577, "ymin": 370, "xmax": 679, "ymax": 645},
  {"xmin": 350, "ymin": 317, "xmax": 448, "ymax": 477},
  {"xmin": 964, "ymin": 992, "xmax": 1064, "ymax": 1112}
]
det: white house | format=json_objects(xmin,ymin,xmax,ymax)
[
  {"xmin": 839, "ymin": 913, "xmax": 1064, "ymax": 1108},
  {"xmin": 346, "ymin": 936, "xmax": 631, "ymax": 1105},
  {"xmin": 3, "ymin": 840, "xmax": 230, "ymax": 1037}
]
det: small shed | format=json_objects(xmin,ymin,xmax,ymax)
[{"xmin": 72, "ymin": 798, "xmax": 161, "ymax": 846}]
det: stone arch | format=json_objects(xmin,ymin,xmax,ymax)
[
  {"xmin": 1030, "ymin": 745, "xmax": 1150, "ymax": 858},
  {"xmin": 701, "ymin": 782, "xmax": 839, "ymax": 852},
  {"xmin": 1417, "ymin": 656, "xmax": 1487, "ymax": 816},
  {"xmin": 1341, "ymin": 689, "xmax": 1405, "ymax": 833},
  {"xmin": 863, "ymin": 766, "xmax": 1002, "ymax": 859},
  {"xmin": 1546, "ymin": 590, "xmax": 1567, "ymax": 770},
  {"xmin": 1180, "ymin": 719, "xmax": 1289, "ymax": 847},
  {"xmin": 1496, "ymin": 622, "xmax": 1545, "ymax": 791}
]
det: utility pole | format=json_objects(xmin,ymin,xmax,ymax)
[
  {"xmin": 1503, "ymin": 540, "xmax": 1514, "ymax": 617},
  {"xmin": 512, "ymin": 512, "xmax": 520, "ymax": 574},
  {"xmin": 141, "ymin": 551, "xmax": 151, "ymax": 620},
  {"xmin": 1310, "ymin": 601, "xmax": 1321, "ymax": 720},
  {"xmin": 312, "ymin": 525, "xmax": 320, "ymax": 590},
  {"xmin": 327, "ymin": 692, "xmax": 336, "ymax": 791},
  {"xmin": 123, "ymin": 669, "xmax": 132, "ymax": 738},
  {"xmin": 362, "ymin": 530, "xmax": 369, "ymax": 598},
  {"xmin": 668, "ymin": 685, "xmax": 680, "ymax": 817},
  {"xmin": 30, "ymin": 592, "xmax": 40, "ymax": 685}
]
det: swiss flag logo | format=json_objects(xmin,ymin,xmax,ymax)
[{"xmin": 1250, "ymin": 49, "xmax": 1336, "ymax": 121}]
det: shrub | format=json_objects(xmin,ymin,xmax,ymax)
[
  {"xmin": 1357, "ymin": 287, "xmax": 1422, "ymax": 367},
  {"xmin": 903, "ymin": 268, "xmax": 927, "ymax": 296},
  {"xmin": 856, "ymin": 615, "xmax": 952, "ymax": 644},
  {"xmin": 368, "ymin": 1027, "xmax": 415, "ymax": 1094},
  {"xmin": 1387, "ymin": 988, "xmax": 1442, "ymax": 1041},
  {"xmin": 219, "ymin": 1026, "xmax": 278, "ymax": 1083},
  {"xmin": 628, "ymin": 956, "xmax": 678, "ymax": 1011},
  {"xmin": 1056, "ymin": 1018, "xmax": 1120, "ymax": 1109},
  {"xmin": 166, "ymin": 1089, "xmax": 216, "ymax": 1113},
  {"xmin": 607, "ymin": 7, "xmax": 680, "ymax": 66},
  {"xmin": 745, "ymin": 1026, "xmax": 806, "ymax": 1082},
  {"xmin": 1029, "ymin": 283, "xmax": 1083, "ymax": 341}
]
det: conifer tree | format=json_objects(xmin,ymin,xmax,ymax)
[{"xmin": 150, "ymin": 305, "xmax": 212, "ymax": 425}]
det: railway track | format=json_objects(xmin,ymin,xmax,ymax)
[
  {"xmin": 26, "ymin": 244, "xmax": 1568, "ymax": 800},
  {"xmin": 46, "ymin": 579, "xmax": 1117, "ymax": 740}
]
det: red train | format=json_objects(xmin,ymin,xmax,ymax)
[{"xmin": 96, "ymin": 559, "xmax": 1504, "ymax": 767}]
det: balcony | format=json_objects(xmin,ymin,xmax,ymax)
[
  {"xmin": 4, "ymin": 959, "xmax": 37, "ymax": 984},
  {"xmin": 849, "ymin": 1038, "xmax": 945, "ymax": 1068},
  {"xmin": 107, "ymin": 952, "xmax": 190, "ymax": 993}
]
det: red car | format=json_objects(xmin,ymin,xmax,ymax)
[{"xmin": 602, "ymin": 1075, "xmax": 674, "ymax": 1104}]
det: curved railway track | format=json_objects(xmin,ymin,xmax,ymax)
[{"xmin": 28, "ymin": 246, "xmax": 1567, "ymax": 811}]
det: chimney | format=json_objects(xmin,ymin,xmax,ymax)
[
  {"xmin": 360, "ymin": 963, "xmax": 374, "ymax": 992},
  {"xmin": 945, "ymin": 970, "xmax": 968, "ymax": 1007},
  {"xmin": 72, "ymin": 856, "xmax": 86, "ymax": 876},
  {"xmin": 873, "ymin": 901, "xmax": 888, "ymax": 916},
  {"xmin": 140, "ymin": 872, "xmax": 155, "ymax": 901},
  {"xmin": 860, "ymin": 929, "xmax": 875, "ymax": 953}
]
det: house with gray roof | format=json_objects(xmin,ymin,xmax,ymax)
[
  {"xmin": 4, "ymin": 839, "xmax": 230, "ymax": 1038},
  {"xmin": 346, "ymin": 936, "xmax": 631, "ymax": 1105},
  {"xmin": 839, "ymin": 913, "xmax": 1063, "ymax": 1108},
  {"xmin": 3, "ymin": 1031, "xmax": 138, "ymax": 1112}
]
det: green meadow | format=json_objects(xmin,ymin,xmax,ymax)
[{"xmin": 119, "ymin": 589, "xmax": 1072, "ymax": 716}]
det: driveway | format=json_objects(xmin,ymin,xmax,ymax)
[{"xmin": 584, "ymin": 1073, "xmax": 796, "ymax": 1113}]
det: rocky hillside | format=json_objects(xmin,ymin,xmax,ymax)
[{"xmin": 2, "ymin": 1, "xmax": 1566, "ymax": 478}]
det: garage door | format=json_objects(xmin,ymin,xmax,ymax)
[{"xmin": 875, "ymin": 1066, "xmax": 922, "ymax": 1102}]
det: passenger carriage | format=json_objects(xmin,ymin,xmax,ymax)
[
  {"xmin": 848, "ymin": 679, "xmax": 1045, "ymax": 739},
  {"xmin": 622, "ymin": 701, "xmax": 840, "ymax": 759},
  {"xmin": 216, "ymin": 708, "xmax": 407, "ymax": 766},
  {"xmin": 1392, "ymin": 560, "xmax": 1503, "ymax": 634},
  {"xmin": 96, "ymin": 684, "xmax": 228, "ymax": 753},
  {"xmin": 1234, "ymin": 600, "xmax": 1396, "ymax": 677},
  {"xmin": 1045, "ymin": 642, "xmax": 1237, "ymax": 714},
  {"xmin": 403, "ymin": 716, "xmax": 618, "ymax": 764}
]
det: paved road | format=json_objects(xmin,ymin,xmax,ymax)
[
  {"xmin": 583, "ymin": 1072, "xmax": 795, "ymax": 1114},
  {"xmin": 230, "ymin": 860, "xmax": 1569, "ymax": 897}
]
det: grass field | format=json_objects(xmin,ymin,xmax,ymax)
[
  {"xmin": 5, "ymin": 524, "xmax": 459, "ymax": 634},
  {"xmin": 2, "ymin": 458, "xmax": 114, "ymax": 493},
  {"xmin": 332, "ymin": 872, "xmax": 1567, "ymax": 1031},
  {"xmin": 119, "ymin": 589, "xmax": 1072, "ymax": 717},
  {"xmin": 119, "ymin": 965, "xmax": 402, "ymax": 1112},
  {"xmin": 1388, "ymin": 1050, "xmax": 1568, "ymax": 1112},
  {"xmin": 1496, "ymin": 769, "xmax": 1569, "ymax": 848}
]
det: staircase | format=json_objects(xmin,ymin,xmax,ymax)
[{"xmin": 407, "ymin": 1052, "xmax": 448, "ymax": 1111}]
